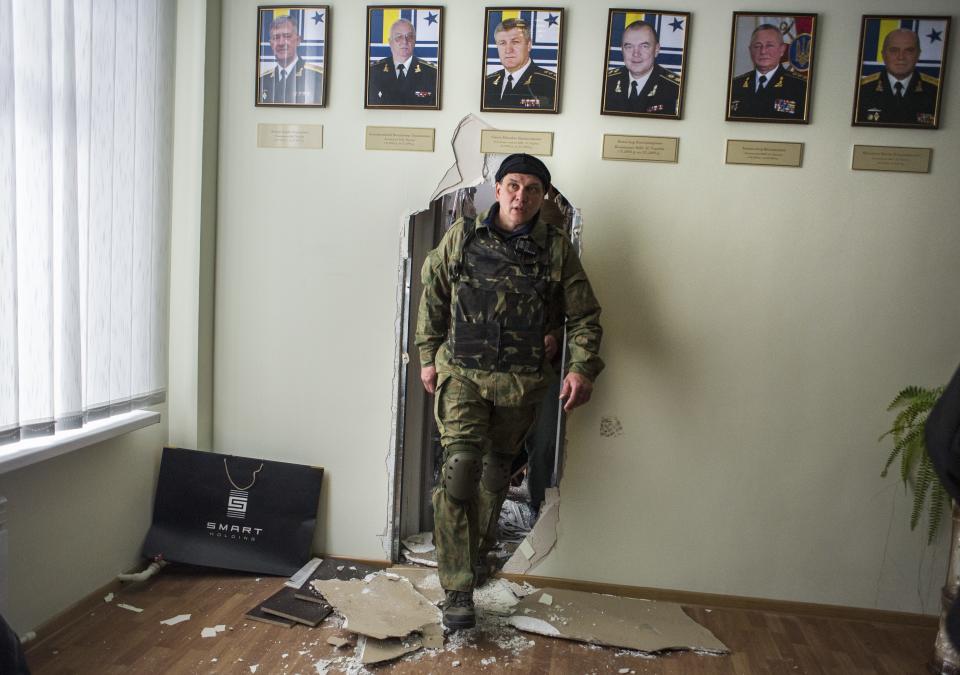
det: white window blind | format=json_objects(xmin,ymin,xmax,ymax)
[{"xmin": 0, "ymin": 0, "xmax": 175, "ymax": 445}]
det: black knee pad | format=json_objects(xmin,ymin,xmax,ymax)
[
  {"xmin": 442, "ymin": 446, "xmax": 482, "ymax": 501},
  {"xmin": 481, "ymin": 453, "xmax": 513, "ymax": 493}
]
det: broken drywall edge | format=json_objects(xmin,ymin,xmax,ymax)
[
  {"xmin": 387, "ymin": 566, "xmax": 444, "ymax": 605},
  {"xmin": 358, "ymin": 633, "xmax": 423, "ymax": 665},
  {"xmin": 286, "ymin": 557, "xmax": 323, "ymax": 589},
  {"xmin": 502, "ymin": 487, "xmax": 561, "ymax": 574},
  {"xmin": 429, "ymin": 114, "xmax": 495, "ymax": 202},
  {"xmin": 508, "ymin": 615, "xmax": 563, "ymax": 636}
]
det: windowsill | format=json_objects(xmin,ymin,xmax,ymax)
[{"xmin": 0, "ymin": 410, "xmax": 161, "ymax": 476}]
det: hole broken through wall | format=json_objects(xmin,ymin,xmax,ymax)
[{"xmin": 390, "ymin": 114, "xmax": 584, "ymax": 576}]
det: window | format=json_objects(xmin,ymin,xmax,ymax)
[{"xmin": 0, "ymin": 0, "xmax": 176, "ymax": 446}]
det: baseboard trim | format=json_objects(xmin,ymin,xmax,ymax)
[
  {"xmin": 498, "ymin": 572, "xmax": 939, "ymax": 627},
  {"xmin": 23, "ymin": 576, "xmax": 128, "ymax": 654}
]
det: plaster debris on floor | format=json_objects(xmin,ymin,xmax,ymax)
[
  {"xmin": 159, "ymin": 613, "xmax": 191, "ymax": 626},
  {"xmin": 117, "ymin": 603, "xmax": 143, "ymax": 613},
  {"xmin": 200, "ymin": 624, "xmax": 227, "ymax": 638},
  {"xmin": 508, "ymin": 587, "xmax": 729, "ymax": 654}
]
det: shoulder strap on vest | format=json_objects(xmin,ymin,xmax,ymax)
[
  {"xmin": 449, "ymin": 216, "xmax": 477, "ymax": 281},
  {"xmin": 547, "ymin": 224, "xmax": 564, "ymax": 283}
]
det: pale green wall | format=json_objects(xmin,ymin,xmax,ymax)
[
  {"xmin": 214, "ymin": 0, "xmax": 959, "ymax": 614},
  {"xmin": 0, "ymin": 415, "xmax": 167, "ymax": 632}
]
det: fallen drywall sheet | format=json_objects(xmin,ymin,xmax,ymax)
[
  {"xmin": 429, "ymin": 114, "xmax": 495, "ymax": 202},
  {"xmin": 310, "ymin": 574, "xmax": 441, "ymax": 640},
  {"xmin": 502, "ymin": 487, "xmax": 560, "ymax": 574},
  {"xmin": 387, "ymin": 566, "xmax": 444, "ymax": 605},
  {"xmin": 508, "ymin": 588, "xmax": 729, "ymax": 654},
  {"xmin": 358, "ymin": 634, "xmax": 423, "ymax": 665}
]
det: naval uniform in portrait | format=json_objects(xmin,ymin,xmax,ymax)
[
  {"xmin": 857, "ymin": 69, "xmax": 939, "ymax": 126},
  {"xmin": 729, "ymin": 65, "xmax": 807, "ymax": 120},
  {"xmin": 603, "ymin": 64, "xmax": 680, "ymax": 116},
  {"xmin": 367, "ymin": 56, "xmax": 438, "ymax": 107},
  {"xmin": 482, "ymin": 63, "xmax": 557, "ymax": 110},
  {"xmin": 258, "ymin": 58, "xmax": 324, "ymax": 104}
]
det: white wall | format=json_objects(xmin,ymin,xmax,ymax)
[
  {"xmin": 0, "ymin": 417, "xmax": 166, "ymax": 632},
  {"xmin": 214, "ymin": 0, "xmax": 960, "ymax": 613}
]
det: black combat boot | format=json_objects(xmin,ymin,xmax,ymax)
[{"xmin": 442, "ymin": 590, "xmax": 476, "ymax": 630}]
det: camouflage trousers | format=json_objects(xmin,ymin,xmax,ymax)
[{"xmin": 432, "ymin": 373, "xmax": 539, "ymax": 592}]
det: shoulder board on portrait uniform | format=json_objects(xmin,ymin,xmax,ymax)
[
  {"xmin": 607, "ymin": 66, "xmax": 624, "ymax": 77},
  {"xmin": 417, "ymin": 59, "xmax": 438, "ymax": 70},
  {"xmin": 859, "ymin": 72, "xmax": 881, "ymax": 85},
  {"xmin": 485, "ymin": 70, "xmax": 501, "ymax": 82},
  {"xmin": 305, "ymin": 63, "xmax": 324, "ymax": 74},
  {"xmin": 920, "ymin": 72, "xmax": 940, "ymax": 86},
  {"xmin": 258, "ymin": 70, "xmax": 273, "ymax": 80},
  {"xmin": 659, "ymin": 70, "xmax": 681, "ymax": 84},
  {"xmin": 783, "ymin": 69, "xmax": 805, "ymax": 81},
  {"xmin": 534, "ymin": 68, "xmax": 557, "ymax": 80}
]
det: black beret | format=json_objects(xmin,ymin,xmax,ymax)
[{"xmin": 495, "ymin": 153, "xmax": 551, "ymax": 191}]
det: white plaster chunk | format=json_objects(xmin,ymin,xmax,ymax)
[
  {"xmin": 474, "ymin": 579, "xmax": 520, "ymax": 616},
  {"xmin": 401, "ymin": 531, "xmax": 435, "ymax": 554},
  {"xmin": 160, "ymin": 614, "xmax": 191, "ymax": 626},
  {"xmin": 103, "ymin": 593, "xmax": 114, "ymax": 603},
  {"xmin": 508, "ymin": 615, "xmax": 563, "ymax": 637},
  {"xmin": 117, "ymin": 603, "xmax": 142, "ymax": 613}
]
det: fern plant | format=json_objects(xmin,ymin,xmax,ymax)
[{"xmin": 880, "ymin": 384, "xmax": 948, "ymax": 544}]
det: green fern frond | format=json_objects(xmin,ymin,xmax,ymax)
[
  {"xmin": 880, "ymin": 383, "xmax": 948, "ymax": 545},
  {"xmin": 887, "ymin": 385, "xmax": 928, "ymax": 411},
  {"xmin": 910, "ymin": 458, "xmax": 933, "ymax": 531},
  {"xmin": 928, "ymin": 480, "xmax": 946, "ymax": 544}
]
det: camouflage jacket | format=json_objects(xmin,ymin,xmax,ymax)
[{"xmin": 415, "ymin": 208, "xmax": 604, "ymax": 407}]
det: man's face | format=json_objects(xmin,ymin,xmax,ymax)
[
  {"xmin": 621, "ymin": 26, "xmax": 660, "ymax": 78},
  {"xmin": 495, "ymin": 173, "xmax": 545, "ymax": 230},
  {"xmin": 495, "ymin": 28, "xmax": 532, "ymax": 72},
  {"xmin": 882, "ymin": 30, "xmax": 920, "ymax": 79},
  {"xmin": 749, "ymin": 28, "xmax": 786, "ymax": 74},
  {"xmin": 389, "ymin": 21, "xmax": 416, "ymax": 63},
  {"xmin": 270, "ymin": 21, "xmax": 300, "ymax": 68}
]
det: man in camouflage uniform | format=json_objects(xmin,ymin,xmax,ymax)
[{"xmin": 416, "ymin": 154, "xmax": 604, "ymax": 630}]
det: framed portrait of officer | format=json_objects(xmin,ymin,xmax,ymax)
[
  {"xmin": 601, "ymin": 9, "xmax": 691, "ymax": 119},
  {"xmin": 365, "ymin": 6, "xmax": 443, "ymax": 110},
  {"xmin": 481, "ymin": 8, "xmax": 564, "ymax": 113},
  {"xmin": 725, "ymin": 12, "xmax": 817, "ymax": 124},
  {"xmin": 255, "ymin": 6, "xmax": 329, "ymax": 107},
  {"xmin": 852, "ymin": 15, "xmax": 950, "ymax": 129}
]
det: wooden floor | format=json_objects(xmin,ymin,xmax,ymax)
[{"xmin": 24, "ymin": 564, "xmax": 937, "ymax": 674}]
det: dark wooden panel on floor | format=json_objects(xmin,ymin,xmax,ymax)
[{"xmin": 25, "ymin": 564, "xmax": 936, "ymax": 674}]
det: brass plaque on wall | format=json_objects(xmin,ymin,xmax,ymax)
[
  {"xmin": 365, "ymin": 126, "xmax": 436, "ymax": 152},
  {"xmin": 725, "ymin": 139, "xmax": 803, "ymax": 167},
  {"xmin": 257, "ymin": 124, "xmax": 324, "ymax": 149},
  {"xmin": 852, "ymin": 145, "xmax": 931, "ymax": 173},
  {"xmin": 602, "ymin": 134, "xmax": 679, "ymax": 163},
  {"xmin": 480, "ymin": 129, "xmax": 554, "ymax": 156}
]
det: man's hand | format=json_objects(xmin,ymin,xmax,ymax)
[
  {"xmin": 421, "ymin": 365, "xmax": 438, "ymax": 394},
  {"xmin": 544, "ymin": 334, "xmax": 559, "ymax": 362},
  {"xmin": 559, "ymin": 372, "xmax": 593, "ymax": 412}
]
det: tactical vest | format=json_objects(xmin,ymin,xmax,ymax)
[{"xmin": 448, "ymin": 217, "xmax": 563, "ymax": 373}]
